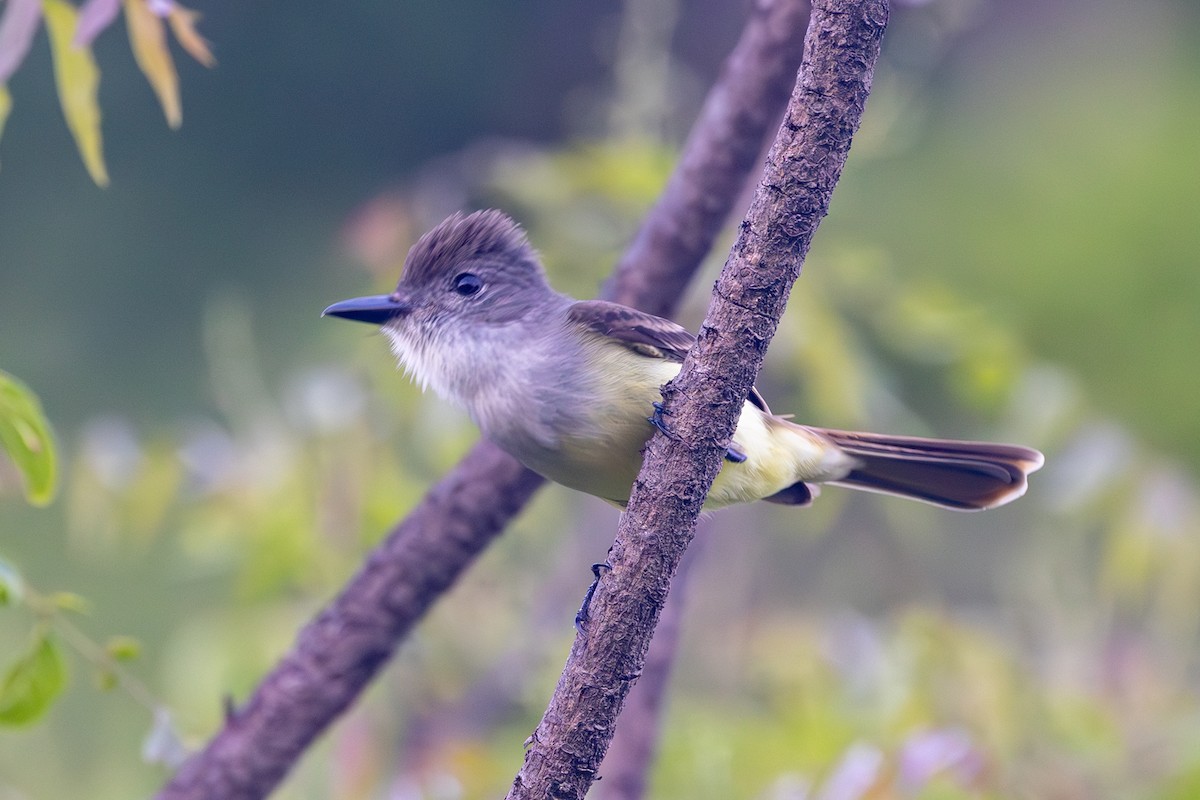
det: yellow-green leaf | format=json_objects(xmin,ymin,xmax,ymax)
[
  {"xmin": 167, "ymin": 3, "xmax": 214, "ymax": 68},
  {"xmin": 0, "ymin": 85, "xmax": 11, "ymax": 172},
  {"xmin": 105, "ymin": 635, "xmax": 141, "ymax": 662},
  {"xmin": 0, "ymin": 370, "xmax": 57, "ymax": 507},
  {"xmin": 0, "ymin": 632, "xmax": 68, "ymax": 726},
  {"xmin": 42, "ymin": 0, "xmax": 108, "ymax": 187},
  {"xmin": 49, "ymin": 591, "xmax": 91, "ymax": 614},
  {"xmin": 94, "ymin": 666, "xmax": 118, "ymax": 691},
  {"xmin": 124, "ymin": 0, "xmax": 180, "ymax": 129}
]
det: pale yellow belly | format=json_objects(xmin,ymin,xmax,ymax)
[{"xmin": 504, "ymin": 358, "xmax": 849, "ymax": 508}]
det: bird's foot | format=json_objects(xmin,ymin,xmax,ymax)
[
  {"xmin": 574, "ymin": 561, "xmax": 612, "ymax": 633},
  {"xmin": 648, "ymin": 401, "xmax": 677, "ymax": 439},
  {"xmin": 650, "ymin": 401, "xmax": 745, "ymax": 462}
]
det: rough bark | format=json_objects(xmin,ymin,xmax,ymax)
[
  {"xmin": 506, "ymin": 2, "xmax": 889, "ymax": 798},
  {"xmin": 153, "ymin": 2, "xmax": 812, "ymax": 797},
  {"xmin": 591, "ymin": 534, "xmax": 707, "ymax": 800}
]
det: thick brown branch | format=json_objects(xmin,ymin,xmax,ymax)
[
  {"xmin": 506, "ymin": 2, "xmax": 888, "ymax": 798},
  {"xmin": 159, "ymin": 443, "xmax": 541, "ymax": 800},
  {"xmin": 591, "ymin": 533, "xmax": 708, "ymax": 800},
  {"xmin": 153, "ymin": 2, "xmax": 812, "ymax": 798}
]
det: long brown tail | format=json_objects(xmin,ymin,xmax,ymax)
[{"xmin": 812, "ymin": 427, "xmax": 1044, "ymax": 511}]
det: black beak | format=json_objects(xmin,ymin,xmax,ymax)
[{"xmin": 322, "ymin": 294, "xmax": 411, "ymax": 325}]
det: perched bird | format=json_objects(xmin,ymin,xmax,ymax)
[{"xmin": 324, "ymin": 210, "xmax": 1043, "ymax": 511}]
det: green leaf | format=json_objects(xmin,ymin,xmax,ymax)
[
  {"xmin": 105, "ymin": 635, "xmax": 141, "ymax": 662},
  {"xmin": 42, "ymin": 0, "xmax": 108, "ymax": 187},
  {"xmin": 0, "ymin": 85, "xmax": 12, "ymax": 172},
  {"xmin": 0, "ymin": 632, "xmax": 68, "ymax": 726},
  {"xmin": 49, "ymin": 591, "xmax": 90, "ymax": 614},
  {"xmin": 0, "ymin": 370, "xmax": 57, "ymax": 507},
  {"xmin": 94, "ymin": 667, "xmax": 118, "ymax": 691}
]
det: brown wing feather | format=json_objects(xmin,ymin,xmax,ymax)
[
  {"xmin": 567, "ymin": 300, "xmax": 695, "ymax": 361},
  {"xmin": 567, "ymin": 300, "xmax": 771, "ymax": 412}
]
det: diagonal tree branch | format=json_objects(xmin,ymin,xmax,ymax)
[
  {"xmin": 506, "ymin": 1, "xmax": 889, "ymax": 797},
  {"xmin": 154, "ymin": 2, "xmax": 812, "ymax": 798},
  {"xmin": 591, "ymin": 530, "xmax": 708, "ymax": 800}
]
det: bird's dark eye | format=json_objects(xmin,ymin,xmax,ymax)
[{"xmin": 452, "ymin": 272, "xmax": 483, "ymax": 297}]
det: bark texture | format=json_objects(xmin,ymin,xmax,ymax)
[
  {"xmin": 507, "ymin": 1, "xmax": 889, "ymax": 797},
  {"xmin": 590, "ymin": 534, "xmax": 706, "ymax": 800},
  {"xmin": 153, "ymin": 2, "xmax": 812, "ymax": 797}
]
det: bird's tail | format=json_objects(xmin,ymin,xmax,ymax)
[{"xmin": 811, "ymin": 427, "xmax": 1044, "ymax": 511}]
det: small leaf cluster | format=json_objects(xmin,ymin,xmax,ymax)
[
  {"xmin": 0, "ymin": 0, "xmax": 214, "ymax": 185},
  {"xmin": 0, "ymin": 372, "xmax": 173, "ymax": 752}
]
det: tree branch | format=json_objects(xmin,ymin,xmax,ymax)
[
  {"xmin": 154, "ymin": 2, "xmax": 812, "ymax": 798},
  {"xmin": 506, "ymin": 2, "xmax": 889, "ymax": 798},
  {"xmin": 591, "ymin": 532, "xmax": 708, "ymax": 800}
]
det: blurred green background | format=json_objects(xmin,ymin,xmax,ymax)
[{"xmin": 2, "ymin": 0, "xmax": 1199, "ymax": 797}]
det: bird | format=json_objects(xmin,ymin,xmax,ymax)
[{"xmin": 324, "ymin": 209, "xmax": 1043, "ymax": 511}]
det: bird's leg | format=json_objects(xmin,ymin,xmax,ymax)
[
  {"xmin": 649, "ymin": 401, "xmax": 746, "ymax": 463},
  {"xmin": 647, "ymin": 401, "xmax": 677, "ymax": 439},
  {"xmin": 574, "ymin": 561, "xmax": 612, "ymax": 633}
]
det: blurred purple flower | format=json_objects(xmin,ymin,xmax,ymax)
[
  {"xmin": 0, "ymin": 0, "xmax": 43, "ymax": 83},
  {"xmin": 815, "ymin": 742, "xmax": 883, "ymax": 800},
  {"xmin": 898, "ymin": 727, "xmax": 984, "ymax": 790},
  {"xmin": 74, "ymin": 0, "xmax": 120, "ymax": 47}
]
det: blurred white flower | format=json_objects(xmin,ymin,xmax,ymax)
[
  {"xmin": 762, "ymin": 773, "xmax": 811, "ymax": 800},
  {"xmin": 79, "ymin": 416, "xmax": 143, "ymax": 489},
  {"xmin": 283, "ymin": 366, "xmax": 366, "ymax": 435},
  {"xmin": 177, "ymin": 420, "xmax": 238, "ymax": 493},
  {"xmin": 822, "ymin": 612, "xmax": 888, "ymax": 700},
  {"xmin": 1046, "ymin": 422, "xmax": 1135, "ymax": 513},
  {"xmin": 1136, "ymin": 465, "xmax": 1199, "ymax": 539}
]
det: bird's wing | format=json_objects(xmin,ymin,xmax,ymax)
[
  {"xmin": 566, "ymin": 300, "xmax": 771, "ymax": 413},
  {"xmin": 567, "ymin": 300, "xmax": 696, "ymax": 362}
]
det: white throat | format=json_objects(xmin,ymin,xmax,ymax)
[{"xmin": 383, "ymin": 320, "xmax": 526, "ymax": 410}]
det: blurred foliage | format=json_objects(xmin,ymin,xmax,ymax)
[
  {"xmin": 42, "ymin": 0, "xmax": 107, "ymax": 184},
  {"xmin": 0, "ymin": 370, "xmax": 56, "ymax": 506},
  {"xmin": 0, "ymin": 628, "xmax": 66, "ymax": 725},
  {"xmin": 0, "ymin": 0, "xmax": 1199, "ymax": 797},
  {"xmin": 0, "ymin": 0, "xmax": 212, "ymax": 185}
]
